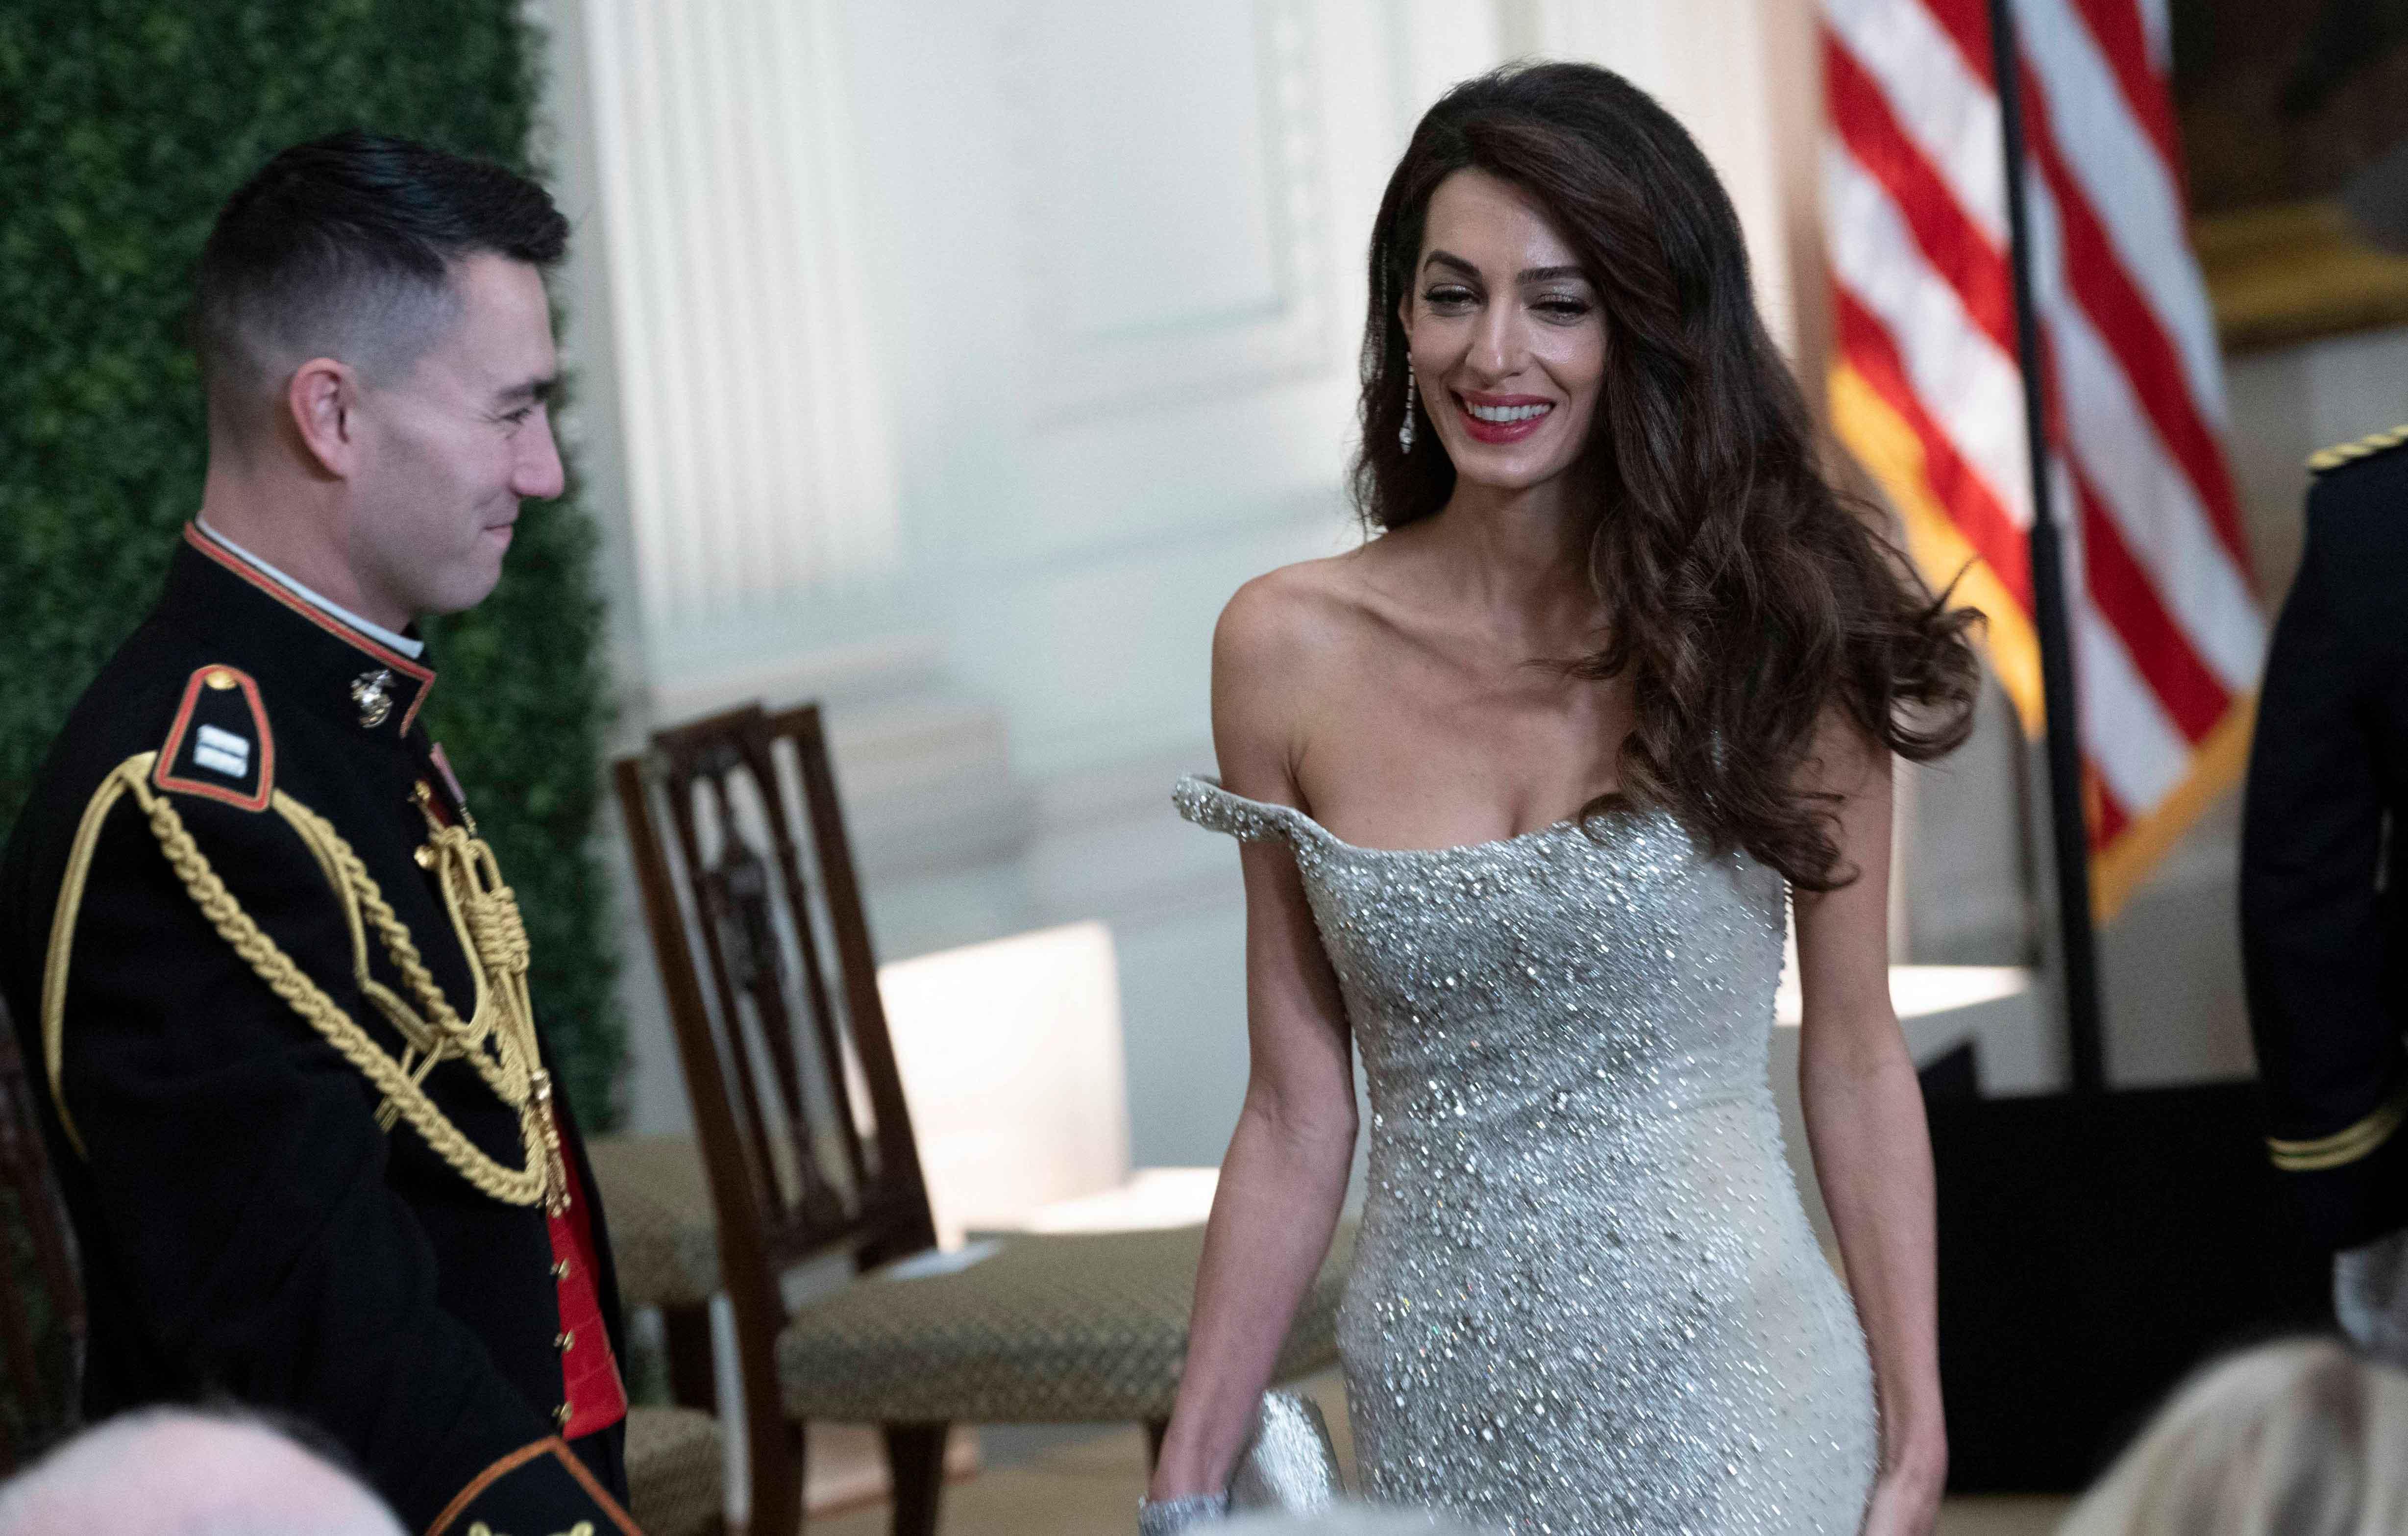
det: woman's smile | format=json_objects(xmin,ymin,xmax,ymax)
[{"xmin": 1453, "ymin": 388, "xmax": 1556, "ymax": 444}]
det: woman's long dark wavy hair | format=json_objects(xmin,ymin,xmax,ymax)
[{"xmin": 1355, "ymin": 62, "xmax": 1980, "ymax": 892}]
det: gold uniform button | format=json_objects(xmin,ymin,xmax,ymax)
[
  {"xmin": 556, "ymin": 1330, "xmax": 575, "ymax": 1352},
  {"xmin": 552, "ymin": 1259, "xmax": 572, "ymax": 1281},
  {"xmin": 554, "ymin": 1404, "xmax": 572, "ymax": 1428},
  {"xmin": 203, "ymin": 668, "xmax": 238, "ymax": 691}
]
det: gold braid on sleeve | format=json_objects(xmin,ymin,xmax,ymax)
[
  {"xmin": 2266, "ymin": 1085, "xmax": 2408, "ymax": 1173},
  {"xmin": 42, "ymin": 754, "xmax": 566, "ymax": 1211}
]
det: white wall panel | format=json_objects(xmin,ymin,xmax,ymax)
[
  {"xmin": 1397, "ymin": 0, "xmax": 1507, "ymax": 137},
  {"xmin": 855, "ymin": 0, "xmax": 1502, "ymax": 774},
  {"xmin": 1002, "ymin": 0, "xmax": 1332, "ymax": 419}
]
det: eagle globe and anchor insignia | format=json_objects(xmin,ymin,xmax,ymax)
[{"xmin": 352, "ymin": 668, "xmax": 397, "ymax": 729}]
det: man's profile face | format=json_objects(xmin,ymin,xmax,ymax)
[{"xmin": 349, "ymin": 252, "xmax": 563, "ymax": 619}]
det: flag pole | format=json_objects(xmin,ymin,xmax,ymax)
[{"xmin": 1988, "ymin": 0, "xmax": 2108, "ymax": 1095}]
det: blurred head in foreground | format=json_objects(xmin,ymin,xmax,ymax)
[
  {"xmin": 1224, "ymin": 1507, "xmax": 1492, "ymax": 1536},
  {"xmin": 0, "ymin": 1407, "xmax": 403, "ymax": 1536},
  {"xmin": 2060, "ymin": 1338, "xmax": 2408, "ymax": 1536}
]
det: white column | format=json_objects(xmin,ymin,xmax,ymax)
[{"xmin": 577, "ymin": 0, "xmax": 901, "ymax": 658}]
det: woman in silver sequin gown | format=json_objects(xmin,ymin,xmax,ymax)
[
  {"xmin": 1169, "ymin": 777, "xmax": 1876, "ymax": 1533},
  {"xmin": 1144, "ymin": 63, "xmax": 1975, "ymax": 1536}
]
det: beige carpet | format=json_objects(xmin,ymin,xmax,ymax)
[{"xmin": 798, "ymin": 1371, "xmax": 2072, "ymax": 1536}]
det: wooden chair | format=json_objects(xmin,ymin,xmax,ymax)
[
  {"xmin": 0, "ymin": 997, "xmax": 85, "ymax": 1473},
  {"xmin": 614, "ymin": 703, "xmax": 1349, "ymax": 1536}
]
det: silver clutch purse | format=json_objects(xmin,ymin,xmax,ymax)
[{"xmin": 1229, "ymin": 1388, "xmax": 1344, "ymax": 1514}]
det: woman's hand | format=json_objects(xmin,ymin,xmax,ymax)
[{"xmin": 1859, "ymin": 1433, "xmax": 1947, "ymax": 1536}]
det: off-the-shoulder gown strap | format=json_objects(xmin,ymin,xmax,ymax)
[{"xmin": 1172, "ymin": 774, "xmax": 1333, "ymax": 849}]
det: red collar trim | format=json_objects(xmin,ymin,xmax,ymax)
[{"xmin": 180, "ymin": 524, "xmax": 437, "ymax": 733}]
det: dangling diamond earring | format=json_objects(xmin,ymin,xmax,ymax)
[{"xmin": 1400, "ymin": 369, "xmax": 1418, "ymax": 453}]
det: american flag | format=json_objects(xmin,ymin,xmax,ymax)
[{"xmin": 1821, "ymin": 0, "xmax": 2264, "ymax": 919}]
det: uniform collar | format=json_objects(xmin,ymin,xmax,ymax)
[
  {"xmin": 167, "ymin": 523, "xmax": 439, "ymax": 742},
  {"xmin": 193, "ymin": 516, "xmax": 425, "ymax": 659}
]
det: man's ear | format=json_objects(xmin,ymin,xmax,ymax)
[{"xmin": 285, "ymin": 357, "xmax": 360, "ymax": 479}]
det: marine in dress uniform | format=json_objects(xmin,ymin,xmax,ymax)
[
  {"xmin": 2241, "ymin": 424, "xmax": 2408, "ymax": 1352},
  {"xmin": 0, "ymin": 520, "xmax": 639, "ymax": 1535}
]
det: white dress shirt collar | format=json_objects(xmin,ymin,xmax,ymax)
[{"xmin": 193, "ymin": 516, "xmax": 426, "ymax": 660}]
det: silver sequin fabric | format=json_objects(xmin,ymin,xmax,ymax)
[{"xmin": 1174, "ymin": 775, "xmax": 1876, "ymax": 1535}]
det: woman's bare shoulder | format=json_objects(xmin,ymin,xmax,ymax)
[
  {"xmin": 1213, "ymin": 553, "xmax": 1373, "ymax": 671},
  {"xmin": 1209, "ymin": 553, "xmax": 1384, "ymax": 783}
]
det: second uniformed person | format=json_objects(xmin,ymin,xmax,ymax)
[
  {"xmin": 0, "ymin": 134, "xmax": 638, "ymax": 1533},
  {"xmin": 2242, "ymin": 421, "xmax": 2408, "ymax": 1363}
]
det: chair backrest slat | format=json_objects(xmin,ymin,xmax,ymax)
[
  {"xmin": 654, "ymin": 734, "xmax": 787, "ymax": 1227},
  {"xmin": 754, "ymin": 737, "xmax": 873, "ymax": 1197},
  {"xmin": 702, "ymin": 806, "xmax": 844, "ymax": 1227},
  {"xmin": 770, "ymin": 706, "xmax": 934, "ymax": 1262}
]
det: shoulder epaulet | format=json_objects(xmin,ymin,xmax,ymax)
[
  {"xmin": 151, "ymin": 664, "xmax": 274, "ymax": 812},
  {"xmin": 2307, "ymin": 424, "xmax": 2408, "ymax": 475},
  {"xmin": 38, "ymin": 663, "xmax": 276, "ymax": 1156}
]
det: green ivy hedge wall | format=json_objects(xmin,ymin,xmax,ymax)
[{"xmin": 0, "ymin": 4, "xmax": 624, "ymax": 1126}]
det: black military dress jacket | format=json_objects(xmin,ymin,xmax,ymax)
[
  {"xmin": 2242, "ymin": 428, "xmax": 2408, "ymax": 1251},
  {"xmin": 0, "ymin": 526, "xmax": 639, "ymax": 1535}
]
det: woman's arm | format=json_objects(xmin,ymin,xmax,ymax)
[
  {"xmin": 1793, "ymin": 720, "xmax": 1946, "ymax": 1535},
  {"xmin": 1148, "ymin": 581, "xmax": 1361, "ymax": 1505}
]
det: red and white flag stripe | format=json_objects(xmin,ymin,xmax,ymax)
[{"xmin": 1820, "ymin": 0, "xmax": 2263, "ymax": 917}]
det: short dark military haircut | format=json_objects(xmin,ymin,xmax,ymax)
[{"xmin": 195, "ymin": 130, "xmax": 567, "ymax": 410}]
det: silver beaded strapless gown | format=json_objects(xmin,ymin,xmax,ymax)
[{"xmin": 1174, "ymin": 776, "xmax": 1876, "ymax": 1535}]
